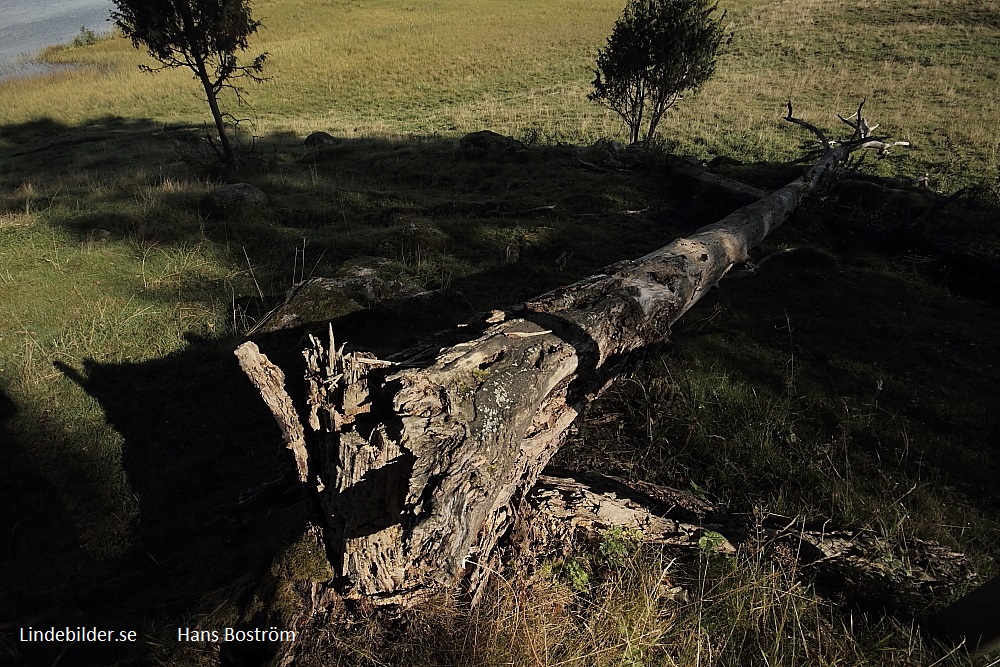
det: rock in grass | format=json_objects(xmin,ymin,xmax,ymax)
[
  {"xmin": 579, "ymin": 138, "xmax": 627, "ymax": 170},
  {"xmin": 377, "ymin": 221, "xmax": 451, "ymax": 257},
  {"xmin": 459, "ymin": 130, "xmax": 526, "ymax": 156},
  {"xmin": 303, "ymin": 131, "xmax": 339, "ymax": 147},
  {"xmin": 252, "ymin": 278, "xmax": 365, "ymax": 335},
  {"xmin": 252, "ymin": 258, "xmax": 424, "ymax": 335},
  {"xmin": 331, "ymin": 256, "xmax": 418, "ymax": 304},
  {"xmin": 202, "ymin": 183, "xmax": 268, "ymax": 219}
]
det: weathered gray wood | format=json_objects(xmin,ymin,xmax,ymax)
[
  {"xmin": 520, "ymin": 469, "xmax": 973, "ymax": 595},
  {"xmin": 522, "ymin": 469, "xmax": 733, "ymax": 555},
  {"xmin": 234, "ymin": 343, "xmax": 309, "ymax": 483},
  {"xmin": 270, "ymin": 469, "xmax": 972, "ymax": 667},
  {"xmin": 236, "ymin": 107, "xmax": 908, "ymax": 605}
]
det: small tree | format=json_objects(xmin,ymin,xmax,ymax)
[
  {"xmin": 112, "ymin": 0, "xmax": 268, "ymax": 165},
  {"xmin": 590, "ymin": 0, "xmax": 725, "ymax": 147}
]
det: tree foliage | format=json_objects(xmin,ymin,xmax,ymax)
[
  {"xmin": 112, "ymin": 0, "xmax": 268, "ymax": 165},
  {"xmin": 590, "ymin": 0, "xmax": 726, "ymax": 146}
]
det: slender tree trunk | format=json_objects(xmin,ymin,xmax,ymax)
[
  {"xmin": 175, "ymin": 0, "xmax": 236, "ymax": 166},
  {"xmin": 198, "ymin": 69, "xmax": 235, "ymax": 165}
]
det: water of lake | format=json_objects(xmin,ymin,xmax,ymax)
[{"xmin": 0, "ymin": 0, "xmax": 116, "ymax": 81}]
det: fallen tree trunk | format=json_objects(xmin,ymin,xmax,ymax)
[
  {"xmin": 667, "ymin": 157, "xmax": 770, "ymax": 200},
  {"xmin": 236, "ymin": 105, "xmax": 906, "ymax": 605}
]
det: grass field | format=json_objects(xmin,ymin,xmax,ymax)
[{"xmin": 1, "ymin": 0, "xmax": 998, "ymax": 665}]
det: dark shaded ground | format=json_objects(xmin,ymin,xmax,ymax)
[
  {"xmin": 0, "ymin": 118, "xmax": 745, "ymax": 665},
  {"xmin": 709, "ymin": 178, "xmax": 999, "ymax": 510},
  {"xmin": 1, "ymin": 344, "xmax": 305, "ymax": 666},
  {"xmin": 2, "ymin": 115, "xmax": 998, "ymax": 664},
  {"xmin": 561, "ymin": 173, "xmax": 1000, "ymax": 576}
]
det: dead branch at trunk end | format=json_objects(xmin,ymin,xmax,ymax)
[
  {"xmin": 838, "ymin": 98, "xmax": 878, "ymax": 140},
  {"xmin": 787, "ymin": 99, "xmax": 911, "ymax": 158},
  {"xmin": 786, "ymin": 101, "xmax": 831, "ymax": 150},
  {"xmin": 237, "ymin": 104, "xmax": 910, "ymax": 606}
]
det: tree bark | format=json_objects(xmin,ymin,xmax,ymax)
[
  {"xmin": 236, "ymin": 107, "xmax": 905, "ymax": 605},
  {"xmin": 519, "ymin": 468, "xmax": 973, "ymax": 595},
  {"xmin": 199, "ymin": 71, "xmax": 235, "ymax": 165}
]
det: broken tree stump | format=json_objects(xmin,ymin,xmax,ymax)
[{"xmin": 236, "ymin": 105, "xmax": 909, "ymax": 606}]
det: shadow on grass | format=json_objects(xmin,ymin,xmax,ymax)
[
  {"xmin": 0, "ymin": 115, "xmax": 744, "ymax": 665},
  {"xmin": 559, "ymin": 181, "xmax": 1000, "ymax": 612},
  {"xmin": 0, "ymin": 114, "xmax": 744, "ymax": 304},
  {"xmin": 5, "ymin": 113, "xmax": 998, "ymax": 661},
  {"xmin": 0, "ymin": 387, "xmax": 92, "ymax": 662},
  {"xmin": 0, "ymin": 346, "xmax": 304, "ymax": 666}
]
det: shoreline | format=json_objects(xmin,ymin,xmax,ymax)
[
  {"xmin": 0, "ymin": 57, "xmax": 77, "ymax": 84},
  {"xmin": 0, "ymin": 0, "xmax": 116, "ymax": 84},
  {"xmin": 0, "ymin": 29, "xmax": 115, "ymax": 85}
]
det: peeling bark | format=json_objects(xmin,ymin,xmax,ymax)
[{"xmin": 271, "ymin": 469, "xmax": 972, "ymax": 667}]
